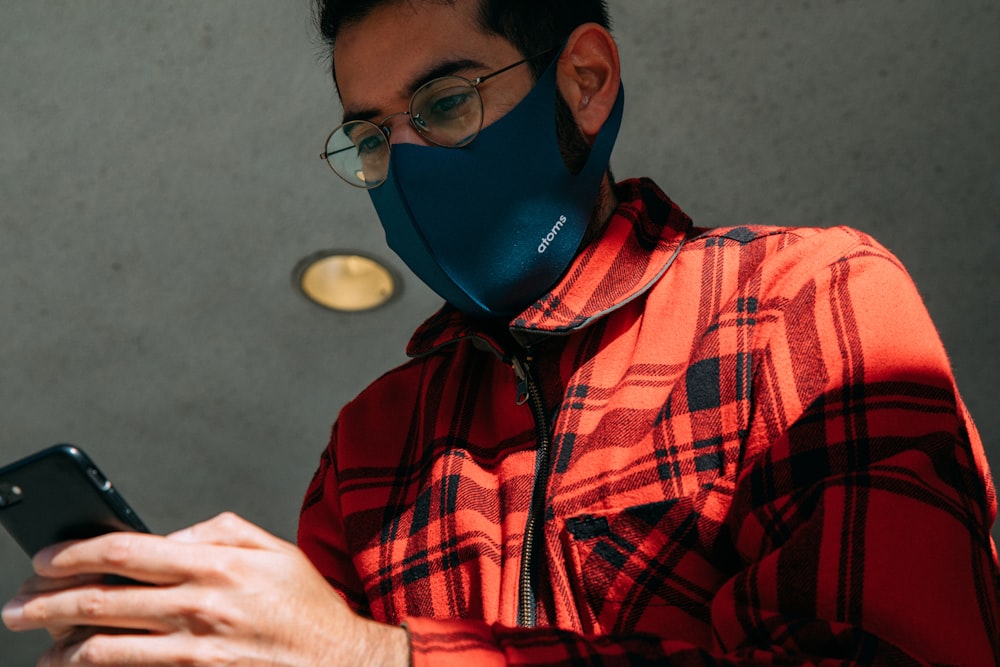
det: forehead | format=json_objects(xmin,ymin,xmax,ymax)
[{"xmin": 333, "ymin": 1, "xmax": 521, "ymax": 113}]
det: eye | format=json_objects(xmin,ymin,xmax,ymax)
[
  {"xmin": 426, "ymin": 90, "xmax": 476, "ymax": 122},
  {"xmin": 355, "ymin": 133, "xmax": 385, "ymax": 156}
]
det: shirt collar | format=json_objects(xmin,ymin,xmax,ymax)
[{"xmin": 407, "ymin": 178, "xmax": 692, "ymax": 358}]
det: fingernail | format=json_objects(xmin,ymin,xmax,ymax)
[{"xmin": 2, "ymin": 598, "xmax": 24, "ymax": 627}]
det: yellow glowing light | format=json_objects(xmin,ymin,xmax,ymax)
[{"xmin": 295, "ymin": 252, "xmax": 396, "ymax": 312}]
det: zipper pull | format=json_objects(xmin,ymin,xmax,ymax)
[{"xmin": 511, "ymin": 356, "xmax": 532, "ymax": 406}]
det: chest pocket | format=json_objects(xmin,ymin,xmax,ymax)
[{"xmin": 559, "ymin": 496, "xmax": 729, "ymax": 645}]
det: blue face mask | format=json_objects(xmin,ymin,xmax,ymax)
[{"xmin": 369, "ymin": 51, "xmax": 625, "ymax": 319}]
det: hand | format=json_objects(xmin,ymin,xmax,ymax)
[{"xmin": 2, "ymin": 512, "xmax": 409, "ymax": 666}]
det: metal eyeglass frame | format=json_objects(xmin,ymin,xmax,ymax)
[{"xmin": 320, "ymin": 48, "xmax": 556, "ymax": 188}]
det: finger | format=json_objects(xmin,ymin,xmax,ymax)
[
  {"xmin": 11, "ymin": 573, "xmax": 105, "ymax": 635},
  {"xmin": 48, "ymin": 624, "xmax": 98, "ymax": 647},
  {"xmin": 45, "ymin": 632, "xmax": 208, "ymax": 667},
  {"xmin": 18, "ymin": 573, "xmax": 105, "ymax": 595},
  {"xmin": 166, "ymin": 511, "xmax": 291, "ymax": 552},
  {"xmin": 33, "ymin": 533, "xmax": 217, "ymax": 585},
  {"xmin": 5, "ymin": 584, "xmax": 178, "ymax": 634}
]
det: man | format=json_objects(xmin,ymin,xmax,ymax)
[{"xmin": 4, "ymin": 1, "xmax": 999, "ymax": 665}]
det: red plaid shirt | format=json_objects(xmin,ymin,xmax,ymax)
[{"xmin": 299, "ymin": 178, "xmax": 1000, "ymax": 666}]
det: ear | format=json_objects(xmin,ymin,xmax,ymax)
[{"xmin": 555, "ymin": 23, "xmax": 621, "ymax": 142}]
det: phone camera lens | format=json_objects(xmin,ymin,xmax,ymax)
[
  {"xmin": 87, "ymin": 467, "xmax": 112, "ymax": 491},
  {"xmin": 0, "ymin": 483, "xmax": 24, "ymax": 508}
]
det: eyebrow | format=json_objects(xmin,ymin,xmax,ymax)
[{"xmin": 341, "ymin": 57, "xmax": 488, "ymax": 124}]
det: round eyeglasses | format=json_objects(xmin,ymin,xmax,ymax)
[{"xmin": 320, "ymin": 50, "xmax": 554, "ymax": 189}]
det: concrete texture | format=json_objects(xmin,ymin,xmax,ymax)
[{"xmin": 1, "ymin": 1, "xmax": 997, "ymax": 661}]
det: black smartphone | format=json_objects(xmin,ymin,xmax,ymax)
[{"xmin": 0, "ymin": 444, "xmax": 150, "ymax": 557}]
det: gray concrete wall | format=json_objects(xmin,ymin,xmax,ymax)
[{"xmin": 1, "ymin": 1, "xmax": 997, "ymax": 662}]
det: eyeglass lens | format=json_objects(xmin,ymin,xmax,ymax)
[
  {"xmin": 325, "ymin": 122, "xmax": 391, "ymax": 188},
  {"xmin": 324, "ymin": 76, "xmax": 485, "ymax": 188}
]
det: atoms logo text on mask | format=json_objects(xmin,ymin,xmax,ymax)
[{"xmin": 538, "ymin": 215, "xmax": 568, "ymax": 254}]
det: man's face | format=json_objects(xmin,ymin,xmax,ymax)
[{"xmin": 334, "ymin": 1, "xmax": 535, "ymax": 148}]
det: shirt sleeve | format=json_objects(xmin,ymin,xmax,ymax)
[
  {"xmin": 399, "ymin": 234, "xmax": 1000, "ymax": 666},
  {"xmin": 298, "ymin": 422, "xmax": 372, "ymax": 616}
]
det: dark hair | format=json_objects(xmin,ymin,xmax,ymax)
[
  {"xmin": 315, "ymin": 0, "xmax": 611, "ymax": 78},
  {"xmin": 315, "ymin": 0, "xmax": 613, "ymax": 177}
]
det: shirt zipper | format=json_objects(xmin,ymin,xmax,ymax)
[{"xmin": 511, "ymin": 354, "xmax": 552, "ymax": 628}]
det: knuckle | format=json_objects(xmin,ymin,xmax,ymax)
[
  {"xmin": 213, "ymin": 511, "xmax": 243, "ymax": 531},
  {"xmin": 101, "ymin": 534, "xmax": 138, "ymax": 568},
  {"xmin": 198, "ymin": 554, "xmax": 238, "ymax": 583},
  {"xmin": 76, "ymin": 589, "xmax": 108, "ymax": 620},
  {"xmin": 19, "ymin": 596, "xmax": 49, "ymax": 625},
  {"xmin": 74, "ymin": 635, "xmax": 112, "ymax": 664},
  {"xmin": 179, "ymin": 589, "xmax": 234, "ymax": 635},
  {"xmin": 177, "ymin": 643, "xmax": 231, "ymax": 667}
]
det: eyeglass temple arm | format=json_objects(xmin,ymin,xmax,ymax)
[
  {"xmin": 472, "ymin": 47, "xmax": 559, "ymax": 86},
  {"xmin": 321, "ymin": 144, "xmax": 362, "ymax": 159}
]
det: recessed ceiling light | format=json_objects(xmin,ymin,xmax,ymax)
[{"xmin": 293, "ymin": 251, "xmax": 397, "ymax": 312}]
